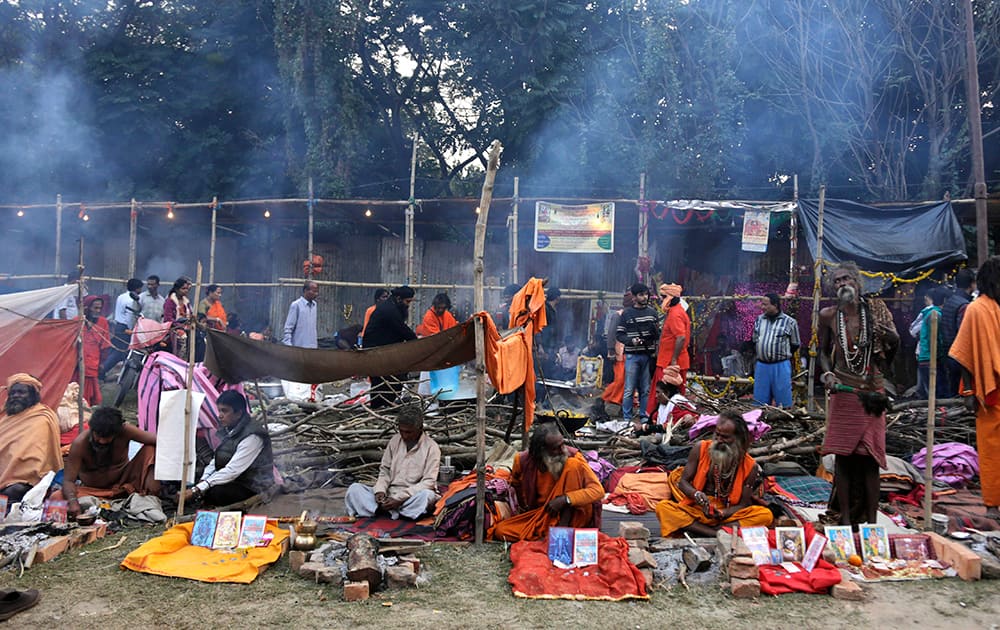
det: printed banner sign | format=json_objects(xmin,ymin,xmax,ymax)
[
  {"xmin": 741, "ymin": 209, "xmax": 770, "ymax": 252},
  {"xmin": 535, "ymin": 202, "xmax": 614, "ymax": 253}
]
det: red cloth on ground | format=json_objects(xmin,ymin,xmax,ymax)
[
  {"xmin": 757, "ymin": 523, "xmax": 843, "ymax": 595},
  {"xmin": 508, "ymin": 533, "xmax": 648, "ymax": 600}
]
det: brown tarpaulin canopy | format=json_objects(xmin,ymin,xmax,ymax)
[{"xmin": 203, "ymin": 322, "xmax": 476, "ymax": 384}]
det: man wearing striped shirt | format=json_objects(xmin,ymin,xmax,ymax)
[
  {"xmin": 616, "ymin": 283, "xmax": 660, "ymax": 427},
  {"xmin": 752, "ymin": 293, "xmax": 800, "ymax": 407}
]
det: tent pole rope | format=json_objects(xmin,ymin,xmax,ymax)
[{"xmin": 474, "ymin": 140, "xmax": 502, "ymax": 546}]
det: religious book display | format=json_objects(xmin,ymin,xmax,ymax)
[
  {"xmin": 212, "ymin": 511, "xmax": 242, "ymax": 548},
  {"xmin": 548, "ymin": 527, "xmax": 599, "ymax": 568},
  {"xmin": 821, "ymin": 525, "xmax": 956, "ymax": 582},
  {"xmin": 740, "ymin": 527, "xmax": 771, "ymax": 566},
  {"xmin": 776, "ymin": 527, "xmax": 806, "ymax": 563},
  {"xmin": 824, "ymin": 526, "xmax": 856, "ymax": 564},
  {"xmin": 191, "ymin": 511, "xmax": 220, "ymax": 547},
  {"xmin": 238, "ymin": 515, "xmax": 269, "ymax": 548},
  {"xmin": 42, "ymin": 500, "xmax": 68, "ymax": 523}
]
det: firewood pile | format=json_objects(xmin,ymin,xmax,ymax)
[{"xmin": 253, "ymin": 378, "xmax": 977, "ymax": 485}]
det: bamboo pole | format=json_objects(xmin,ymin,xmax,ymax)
[
  {"xmin": 963, "ymin": 0, "xmax": 990, "ymax": 265},
  {"xmin": 789, "ymin": 175, "xmax": 798, "ymax": 290},
  {"xmin": 76, "ymin": 239, "xmax": 85, "ymax": 432},
  {"xmin": 406, "ymin": 138, "xmax": 417, "ymax": 286},
  {"xmin": 128, "ymin": 198, "xmax": 138, "ymax": 279},
  {"xmin": 474, "ymin": 140, "xmax": 503, "ymax": 546},
  {"xmin": 924, "ymin": 310, "xmax": 939, "ymax": 529},
  {"xmin": 637, "ymin": 173, "xmax": 648, "ymax": 286},
  {"xmin": 511, "ymin": 177, "xmax": 519, "ymax": 284},
  {"xmin": 307, "ymin": 179, "xmax": 314, "ymax": 281},
  {"xmin": 209, "ymin": 197, "xmax": 218, "ymax": 283},
  {"xmin": 806, "ymin": 185, "xmax": 827, "ymax": 413},
  {"xmin": 177, "ymin": 261, "xmax": 203, "ymax": 519},
  {"xmin": 54, "ymin": 194, "xmax": 63, "ymax": 278}
]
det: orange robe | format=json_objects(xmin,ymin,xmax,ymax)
[
  {"xmin": 949, "ymin": 294, "xmax": 1000, "ymax": 506},
  {"xmin": 415, "ymin": 308, "xmax": 458, "ymax": 337},
  {"xmin": 200, "ymin": 299, "xmax": 228, "ymax": 331},
  {"xmin": 489, "ymin": 452, "xmax": 604, "ymax": 542},
  {"xmin": 654, "ymin": 441, "xmax": 772, "ymax": 537},
  {"xmin": 0, "ymin": 403, "xmax": 62, "ymax": 490},
  {"xmin": 361, "ymin": 304, "xmax": 377, "ymax": 338}
]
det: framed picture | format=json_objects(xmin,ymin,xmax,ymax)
[
  {"xmin": 859, "ymin": 524, "xmax": 891, "ymax": 563},
  {"xmin": 776, "ymin": 527, "xmax": 806, "ymax": 563},
  {"xmin": 825, "ymin": 525, "xmax": 857, "ymax": 564},
  {"xmin": 575, "ymin": 355, "xmax": 603, "ymax": 388}
]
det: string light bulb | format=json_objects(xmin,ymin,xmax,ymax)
[
  {"xmin": 364, "ymin": 208, "xmax": 372, "ymax": 217},
  {"xmin": 475, "ymin": 207, "xmax": 481, "ymax": 214},
  {"xmin": 82, "ymin": 214, "xmax": 90, "ymax": 221},
  {"xmin": 16, "ymin": 209, "xmax": 24, "ymax": 217},
  {"xmin": 264, "ymin": 209, "xmax": 271, "ymax": 218},
  {"xmin": 166, "ymin": 204, "xmax": 175, "ymax": 219}
]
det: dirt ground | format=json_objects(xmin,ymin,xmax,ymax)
[{"xmin": 0, "ymin": 527, "xmax": 998, "ymax": 630}]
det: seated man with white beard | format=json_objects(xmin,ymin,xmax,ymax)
[
  {"xmin": 490, "ymin": 422, "xmax": 605, "ymax": 542},
  {"xmin": 655, "ymin": 410, "xmax": 773, "ymax": 537}
]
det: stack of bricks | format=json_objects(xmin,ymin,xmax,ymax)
[
  {"xmin": 291, "ymin": 551, "xmax": 423, "ymax": 601},
  {"xmin": 33, "ymin": 522, "xmax": 110, "ymax": 564},
  {"xmin": 716, "ymin": 530, "xmax": 760, "ymax": 599},
  {"xmin": 619, "ymin": 521, "xmax": 656, "ymax": 590}
]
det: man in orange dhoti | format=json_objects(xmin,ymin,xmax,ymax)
[
  {"xmin": 949, "ymin": 257, "xmax": 1000, "ymax": 521},
  {"xmin": 415, "ymin": 293, "xmax": 459, "ymax": 337},
  {"xmin": 0, "ymin": 374, "xmax": 62, "ymax": 502},
  {"xmin": 490, "ymin": 423, "xmax": 604, "ymax": 541},
  {"xmin": 655, "ymin": 410, "xmax": 772, "ymax": 537},
  {"xmin": 58, "ymin": 406, "xmax": 159, "ymax": 519}
]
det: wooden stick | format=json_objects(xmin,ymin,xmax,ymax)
[
  {"xmin": 806, "ymin": 185, "xmax": 826, "ymax": 413},
  {"xmin": 789, "ymin": 174, "xmax": 798, "ymax": 288},
  {"xmin": 474, "ymin": 140, "xmax": 502, "ymax": 546},
  {"xmin": 76, "ymin": 239, "xmax": 85, "ymax": 433},
  {"xmin": 407, "ymin": 134, "xmax": 418, "ymax": 286},
  {"xmin": 177, "ymin": 261, "xmax": 202, "ymax": 519},
  {"xmin": 128, "ymin": 198, "xmax": 137, "ymax": 279},
  {"xmin": 209, "ymin": 197, "xmax": 217, "ymax": 283},
  {"xmin": 924, "ymin": 310, "xmax": 939, "ymax": 529},
  {"xmin": 638, "ymin": 172, "xmax": 648, "ymax": 286},
  {"xmin": 55, "ymin": 194, "xmax": 63, "ymax": 278},
  {"xmin": 307, "ymin": 179, "xmax": 314, "ymax": 281}
]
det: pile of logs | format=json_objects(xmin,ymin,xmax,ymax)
[{"xmin": 253, "ymin": 380, "xmax": 977, "ymax": 485}]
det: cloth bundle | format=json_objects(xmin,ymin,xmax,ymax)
[
  {"xmin": 912, "ymin": 442, "xmax": 979, "ymax": 487},
  {"xmin": 687, "ymin": 408, "xmax": 772, "ymax": 441}
]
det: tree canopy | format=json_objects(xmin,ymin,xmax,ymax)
[{"xmin": 0, "ymin": 0, "xmax": 997, "ymax": 203}]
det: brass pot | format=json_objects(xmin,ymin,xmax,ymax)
[
  {"xmin": 293, "ymin": 534, "xmax": 317, "ymax": 550},
  {"xmin": 297, "ymin": 520, "xmax": 318, "ymax": 535}
]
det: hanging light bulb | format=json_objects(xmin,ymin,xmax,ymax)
[
  {"xmin": 264, "ymin": 208, "xmax": 271, "ymax": 219},
  {"xmin": 82, "ymin": 214, "xmax": 90, "ymax": 221},
  {"xmin": 475, "ymin": 206, "xmax": 481, "ymax": 214},
  {"xmin": 16, "ymin": 209, "xmax": 24, "ymax": 217},
  {"xmin": 167, "ymin": 209, "xmax": 174, "ymax": 219},
  {"xmin": 364, "ymin": 208, "xmax": 372, "ymax": 217}
]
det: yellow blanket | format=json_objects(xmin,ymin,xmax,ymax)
[{"xmin": 121, "ymin": 521, "xmax": 289, "ymax": 583}]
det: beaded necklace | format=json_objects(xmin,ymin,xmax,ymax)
[
  {"xmin": 836, "ymin": 301, "xmax": 872, "ymax": 376},
  {"xmin": 711, "ymin": 464, "xmax": 736, "ymax": 508}
]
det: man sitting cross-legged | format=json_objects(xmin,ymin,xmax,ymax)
[
  {"xmin": 345, "ymin": 405, "xmax": 441, "ymax": 520},
  {"xmin": 654, "ymin": 409, "xmax": 773, "ymax": 537},
  {"xmin": 59, "ymin": 406, "xmax": 159, "ymax": 519},
  {"xmin": 490, "ymin": 422, "xmax": 604, "ymax": 542}
]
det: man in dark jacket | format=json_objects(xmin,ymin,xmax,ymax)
[
  {"xmin": 616, "ymin": 283, "xmax": 660, "ymax": 428},
  {"xmin": 941, "ymin": 268, "xmax": 976, "ymax": 396},
  {"xmin": 363, "ymin": 285, "xmax": 419, "ymax": 408},
  {"xmin": 181, "ymin": 390, "xmax": 277, "ymax": 507}
]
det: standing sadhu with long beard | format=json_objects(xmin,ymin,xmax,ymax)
[
  {"xmin": 819, "ymin": 262, "xmax": 899, "ymax": 525},
  {"xmin": 949, "ymin": 257, "xmax": 1000, "ymax": 522}
]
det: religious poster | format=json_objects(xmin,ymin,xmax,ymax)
[
  {"xmin": 825, "ymin": 525, "xmax": 857, "ymax": 564},
  {"xmin": 534, "ymin": 202, "xmax": 614, "ymax": 253},
  {"xmin": 741, "ymin": 209, "xmax": 770, "ymax": 252},
  {"xmin": 776, "ymin": 527, "xmax": 805, "ymax": 563},
  {"xmin": 575, "ymin": 356, "xmax": 603, "ymax": 388},
  {"xmin": 859, "ymin": 524, "xmax": 891, "ymax": 563},
  {"xmin": 212, "ymin": 511, "xmax": 243, "ymax": 549}
]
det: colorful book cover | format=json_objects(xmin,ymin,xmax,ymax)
[
  {"xmin": 776, "ymin": 527, "xmax": 806, "ymax": 563},
  {"xmin": 238, "ymin": 515, "xmax": 268, "ymax": 548},
  {"xmin": 573, "ymin": 528, "xmax": 599, "ymax": 567},
  {"xmin": 825, "ymin": 525, "xmax": 857, "ymax": 564},
  {"xmin": 0, "ymin": 495, "xmax": 9, "ymax": 522},
  {"xmin": 892, "ymin": 535, "xmax": 930, "ymax": 561},
  {"xmin": 802, "ymin": 534, "xmax": 827, "ymax": 572},
  {"xmin": 548, "ymin": 527, "xmax": 574, "ymax": 566},
  {"xmin": 191, "ymin": 511, "xmax": 219, "ymax": 547},
  {"xmin": 859, "ymin": 524, "xmax": 891, "ymax": 563},
  {"xmin": 740, "ymin": 526, "xmax": 772, "ymax": 566},
  {"xmin": 212, "ymin": 511, "xmax": 242, "ymax": 548},
  {"xmin": 42, "ymin": 499, "xmax": 68, "ymax": 523}
]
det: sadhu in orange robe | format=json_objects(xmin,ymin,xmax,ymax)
[
  {"xmin": 489, "ymin": 449, "xmax": 604, "ymax": 542},
  {"xmin": 654, "ymin": 441, "xmax": 772, "ymax": 537}
]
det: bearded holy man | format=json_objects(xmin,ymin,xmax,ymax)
[
  {"xmin": 654, "ymin": 410, "xmax": 773, "ymax": 537},
  {"xmin": 489, "ymin": 422, "xmax": 604, "ymax": 542}
]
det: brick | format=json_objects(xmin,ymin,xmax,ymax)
[
  {"xmin": 730, "ymin": 577, "xmax": 760, "ymax": 599},
  {"xmin": 627, "ymin": 547, "xmax": 656, "ymax": 569},
  {"xmin": 94, "ymin": 521, "xmax": 108, "ymax": 539},
  {"xmin": 618, "ymin": 522, "xmax": 650, "ymax": 540},
  {"xmin": 35, "ymin": 535, "xmax": 70, "ymax": 563},
  {"xmin": 315, "ymin": 566, "xmax": 344, "ymax": 586},
  {"xmin": 398, "ymin": 554, "xmax": 421, "ymax": 574},
  {"xmin": 926, "ymin": 532, "xmax": 981, "ymax": 581},
  {"xmin": 639, "ymin": 568, "xmax": 655, "ymax": 589},
  {"xmin": 385, "ymin": 565, "xmax": 417, "ymax": 588},
  {"xmin": 626, "ymin": 538, "xmax": 649, "ymax": 550},
  {"xmin": 832, "ymin": 571, "xmax": 864, "ymax": 601},
  {"xmin": 728, "ymin": 557, "xmax": 759, "ymax": 580},
  {"xmin": 731, "ymin": 536, "xmax": 752, "ymax": 558},
  {"xmin": 298, "ymin": 561, "xmax": 326, "ymax": 580},
  {"xmin": 288, "ymin": 550, "xmax": 307, "ymax": 573},
  {"xmin": 343, "ymin": 580, "xmax": 370, "ymax": 601}
]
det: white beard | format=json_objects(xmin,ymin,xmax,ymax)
[
  {"xmin": 709, "ymin": 441, "xmax": 738, "ymax": 475},
  {"xmin": 543, "ymin": 452, "xmax": 567, "ymax": 479},
  {"xmin": 837, "ymin": 285, "xmax": 857, "ymax": 307}
]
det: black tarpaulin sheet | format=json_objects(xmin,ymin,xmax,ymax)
[
  {"xmin": 204, "ymin": 322, "xmax": 475, "ymax": 384},
  {"xmin": 797, "ymin": 199, "xmax": 966, "ymax": 276}
]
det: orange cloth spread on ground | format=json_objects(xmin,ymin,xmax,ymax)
[
  {"xmin": 608, "ymin": 472, "xmax": 672, "ymax": 512},
  {"xmin": 0, "ymin": 402, "xmax": 62, "ymax": 489},
  {"xmin": 949, "ymin": 294, "xmax": 1000, "ymax": 506},
  {"xmin": 654, "ymin": 441, "xmax": 772, "ymax": 537},
  {"xmin": 508, "ymin": 532, "xmax": 648, "ymax": 601},
  {"xmin": 489, "ymin": 451, "xmax": 603, "ymax": 542},
  {"xmin": 415, "ymin": 308, "xmax": 458, "ymax": 337},
  {"xmin": 121, "ymin": 520, "xmax": 289, "ymax": 583}
]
